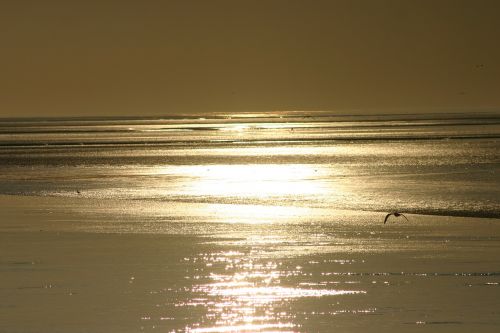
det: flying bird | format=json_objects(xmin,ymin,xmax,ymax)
[{"xmin": 384, "ymin": 212, "xmax": 408, "ymax": 224}]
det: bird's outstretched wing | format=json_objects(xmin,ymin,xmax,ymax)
[
  {"xmin": 400, "ymin": 213, "xmax": 409, "ymax": 221},
  {"xmin": 383, "ymin": 213, "xmax": 393, "ymax": 224}
]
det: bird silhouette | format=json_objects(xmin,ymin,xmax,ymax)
[{"xmin": 384, "ymin": 212, "xmax": 408, "ymax": 224}]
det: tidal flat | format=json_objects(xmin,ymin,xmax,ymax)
[{"xmin": 1, "ymin": 113, "xmax": 500, "ymax": 332}]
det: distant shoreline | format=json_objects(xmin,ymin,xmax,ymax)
[{"xmin": 1, "ymin": 109, "xmax": 500, "ymax": 123}]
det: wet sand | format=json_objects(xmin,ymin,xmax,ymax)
[{"xmin": 1, "ymin": 194, "xmax": 500, "ymax": 332}]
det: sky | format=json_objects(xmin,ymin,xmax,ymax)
[{"xmin": 1, "ymin": 0, "xmax": 499, "ymax": 118}]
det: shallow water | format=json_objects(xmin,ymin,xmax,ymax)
[
  {"xmin": 1, "ymin": 112, "xmax": 500, "ymax": 332},
  {"xmin": 1, "ymin": 199, "xmax": 500, "ymax": 332},
  {"xmin": 1, "ymin": 112, "xmax": 500, "ymax": 218}
]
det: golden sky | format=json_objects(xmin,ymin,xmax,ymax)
[{"xmin": 1, "ymin": 0, "xmax": 499, "ymax": 118}]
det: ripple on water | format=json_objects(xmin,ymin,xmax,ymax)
[{"xmin": 179, "ymin": 250, "xmax": 368, "ymax": 333}]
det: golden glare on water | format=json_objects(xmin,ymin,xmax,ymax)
[
  {"xmin": 146, "ymin": 163, "xmax": 366, "ymax": 332},
  {"xmin": 156, "ymin": 164, "xmax": 328, "ymax": 198},
  {"xmin": 150, "ymin": 163, "xmax": 335, "ymax": 224},
  {"xmin": 184, "ymin": 251, "xmax": 366, "ymax": 333}
]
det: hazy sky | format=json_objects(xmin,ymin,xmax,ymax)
[{"xmin": 1, "ymin": 0, "xmax": 499, "ymax": 118}]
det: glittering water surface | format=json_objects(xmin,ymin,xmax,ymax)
[
  {"xmin": 1, "ymin": 113, "xmax": 500, "ymax": 217},
  {"xmin": 3, "ymin": 215, "xmax": 500, "ymax": 332},
  {"xmin": 1, "ymin": 113, "xmax": 500, "ymax": 332}
]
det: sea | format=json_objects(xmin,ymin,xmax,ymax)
[{"xmin": 1, "ymin": 111, "xmax": 500, "ymax": 332}]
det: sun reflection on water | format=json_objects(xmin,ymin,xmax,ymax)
[
  {"xmin": 181, "ymin": 248, "xmax": 366, "ymax": 332},
  {"xmin": 155, "ymin": 164, "xmax": 328, "ymax": 198},
  {"xmin": 152, "ymin": 163, "xmax": 363, "ymax": 331}
]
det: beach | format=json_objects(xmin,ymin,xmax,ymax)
[{"xmin": 1, "ymin": 113, "xmax": 500, "ymax": 332}]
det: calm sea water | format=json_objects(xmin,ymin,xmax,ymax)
[
  {"xmin": 1, "ymin": 112, "xmax": 499, "ymax": 218},
  {"xmin": 1, "ymin": 112, "xmax": 500, "ymax": 332}
]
